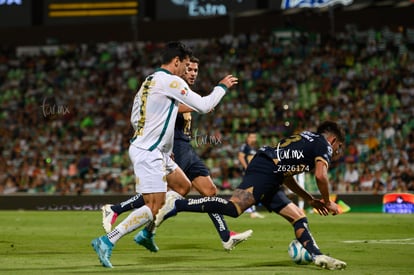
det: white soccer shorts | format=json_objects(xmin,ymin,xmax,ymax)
[{"xmin": 129, "ymin": 145, "xmax": 178, "ymax": 194}]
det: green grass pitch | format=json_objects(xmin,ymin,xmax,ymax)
[{"xmin": 0, "ymin": 210, "xmax": 413, "ymax": 275}]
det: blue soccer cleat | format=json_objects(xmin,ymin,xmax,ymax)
[
  {"xmin": 134, "ymin": 228, "xmax": 159, "ymax": 252},
  {"xmin": 91, "ymin": 236, "xmax": 114, "ymax": 268}
]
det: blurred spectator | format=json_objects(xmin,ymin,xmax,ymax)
[
  {"xmin": 359, "ymin": 166, "xmax": 374, "ymax": 192},
  {"xmin": 2, "ymin": 175, "xmax": 18, "ymax": 194},
  {"xmin": 343, "ymin": 164, "xmax": 360, "ymax": 192},
  {"xmin": 372, "ymin": 170, "xmax": 386, "ymax": 194}
]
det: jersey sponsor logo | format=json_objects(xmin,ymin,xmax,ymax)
[
  {"xmin": 187, "ymin": 196, "xmax": 228, "ymax": 205},
  {"xmin": 300, "ymin": 131, "xmax": 317, "ymax": 142},
  {"xmin": 210, "ymin": 213, "xmax": 226, "ymax": 231},
  {"xmin": 326, "ymin": 146, "xmax": 333, "ymax": 158},
  {"xmin": 169, "ymin": 80, "xmax": 179, "ymax": 89},
  {"xmin": 180, "ymin": 87, "xmax": 188, "ymax": 96},
  {"xmin": 120, "ymin": 194, "xmax": 141, "ymax": 208}
]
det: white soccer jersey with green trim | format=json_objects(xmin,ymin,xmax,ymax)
[{"xmin": 130, "ymin": 68, "xmax": 226, "ymax": 154}]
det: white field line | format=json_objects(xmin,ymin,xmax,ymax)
[{"xmin": 342, "ymin": 238, "xmax": 414, "ymax": 244}]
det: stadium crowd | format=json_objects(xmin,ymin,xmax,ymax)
[{"xmin": 1, "ymin": 26, "xmax": 413, "ymax": 195}]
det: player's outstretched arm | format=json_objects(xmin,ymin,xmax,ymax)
[
  {"xmin": 283, "ymin": 176, "xmax": 329, "ymax": 216},
  {"xmin": 283, "ymin": 176, "xmax": 312, "ymax": 202},
  {"xmin": 171, "ymin": 75, "xmax": 238, "ymax": 114},
  {"xmin": 314, "ymin": 161, "xmax": 341, "ymax": 215}
]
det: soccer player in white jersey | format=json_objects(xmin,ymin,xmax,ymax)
[
  {"xmin": 91, "ymin": 41, "xmax": 238, "ymax": 268},
  {"xmin": 101, "ymin": 56, "xmax": 252, "ymax": 252}
]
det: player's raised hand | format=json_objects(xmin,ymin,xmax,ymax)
[{"xmin": 219, "ymin": 75, "xmax": 238, "ymax": 89}]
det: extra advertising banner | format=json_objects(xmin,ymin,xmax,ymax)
[
  {"xmin": 383, "ymin": 193, "xmax": 414, "ymax": 214},
  {"xmin": 156, "ymin": 0, "xmax": 257, "ymax": 20}
]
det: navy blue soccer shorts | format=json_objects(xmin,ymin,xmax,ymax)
[
  {"xmin": 237, "ymin": 153, "xmax": 292, "ymax": 213},
  {"xmin": 173, "ymin": 139, "xmax": 210, "ymax": 181}
]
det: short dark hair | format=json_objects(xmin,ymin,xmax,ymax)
[
  {"xmin": 317, "ymin": 121, "xmax": 345, "ymax": 142},
  {"xmin": 161, "ymin": 41, "xmax": 193, "ymax": 64},
  {"xmin": 190, "ymin": 56, "xmax": 200, "ymax": 64}
]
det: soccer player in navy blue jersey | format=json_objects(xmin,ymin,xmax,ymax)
[
  {"xmin": 101, "ymin": 56, "xmax": 252, "ymax": 253},
  {"xmin": 156, "ymin": 121, "xmax": 347, "ymax": 270},
  {"xmin": 238, "ymin": 131, "xmax": 265, "ymax": 218}
]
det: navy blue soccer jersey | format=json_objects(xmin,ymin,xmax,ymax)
[
  {"xmin": 238, "ymin": 130, "xmax": 333, "ymax": 211},
  {"xmin": 174, "ymin": 112, "xmax": 191, "ymax": 141},
  {"xmin": 173, "ymin": 112, "xmax": 209, "ymax": 180},
  {"xmin": 257, "ymin": 131, "xmax": 333, "ymax": 177},
  {"xmin": 239, "ymin": 143, "xmax": 257, "ymax": 166}
]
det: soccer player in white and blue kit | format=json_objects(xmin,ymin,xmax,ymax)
[
  {"xmin": 101, "ymin": 57, "xmax": 252, "ymax": 252},
  {"xmin": 91, "ymin": 41, "xmax": 238, "ymax": 268}
]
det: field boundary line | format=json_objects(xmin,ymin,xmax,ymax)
[{"xmin": 342, "ymin": 238, "xmax": 414, "ymax": 244}]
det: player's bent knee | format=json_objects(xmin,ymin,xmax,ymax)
[
  {"xmin": 192, "ymin": 176, "xmax": 217, "ymax": 197},
  {"xmin": 167, "ymin": 168, "xmax": 192, "ymax": 196},
  {"xmin": 277, "ymin": 203, "xmax": 306, "ymax": 223},
  {"xmin": 199, "ymin": 186, "xmax": 217, "ymax": 197},
  {"xmin": 174, "ymin": 185, "xmax": 191, "ymax": 196}
]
